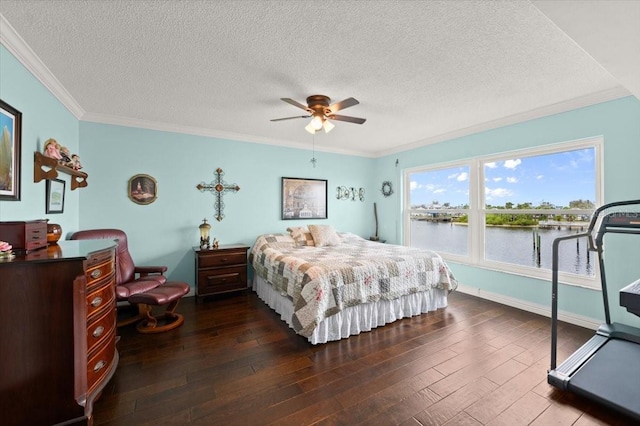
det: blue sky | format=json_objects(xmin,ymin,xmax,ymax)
[{"xmin": 409, "ymin": 148, "xmax": 595, "ymax": 207}]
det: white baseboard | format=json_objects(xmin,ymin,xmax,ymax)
[{"xmin": 455, "ymin": 283, "xmax": 601, "ymax": 330}]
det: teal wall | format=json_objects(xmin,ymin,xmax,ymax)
[
  {"xmin": 3, "ymin": 44, "xmax": 640, "ymax": 328},
  {"xmin": 78, "ymin": 122, "xmax": 375, "ymax": 285},
  {"xmin": 0, "ymin": 45, "xmax": 80, "ymax": 233},
  {"xmin": 375, "ymin": 96, "xmax": 640, "ymax": 327}
]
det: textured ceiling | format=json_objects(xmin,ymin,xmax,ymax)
[{"xmin": 0, "ymin": 1, "xmax": 637, "ymax": 157}]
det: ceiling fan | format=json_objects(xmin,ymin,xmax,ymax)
[{"xmin": 271, "ymin": 95, "xmax": 366, "ymax": 134}]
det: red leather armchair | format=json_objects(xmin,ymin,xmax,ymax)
[{"xmin": 70, "ymin": 228, "xmax": 168, "ymax": 327}]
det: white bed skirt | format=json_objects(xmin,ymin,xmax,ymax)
[{"xmin": 252, "ymin": 275, "xmax": 448, "ymax": 344}]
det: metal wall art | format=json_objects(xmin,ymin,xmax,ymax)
[
  {"xmin": 381, "ymin": 181, "xmax": 394, "ymax": 197},
  {"xmin": 336, "ymin": 186, "xmax": 364, "ymax": 202},
  {"xmin": 197, "ymin": 168, "xmax": 240, "ymax": 221}
]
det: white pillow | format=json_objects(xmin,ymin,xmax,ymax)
[{"xmin": 308, "ymin": 224, "xmax": 341, "ymax": 247}]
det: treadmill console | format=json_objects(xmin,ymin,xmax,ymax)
[
  {"xmin": 601, "ymin": 212, "xmax": 640, "ymax": 229},
  {"xmin": 620, "ymin": 279, "xmax": 640, "ymax": 318}
]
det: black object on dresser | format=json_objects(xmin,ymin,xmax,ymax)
[
  {"xmin": 0, "ymin": 240, "xmax": 119, "ymax": 426},
  {"xmin": 193, "ymin": 244, "xmax": 249, "ymax": 302}
]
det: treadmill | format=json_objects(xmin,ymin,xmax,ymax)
[{"xmin": 548, "ymin": 199, "xmax": 640, "ymax": 420}]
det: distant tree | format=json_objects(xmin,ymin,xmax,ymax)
[
  {"xmin": 505, "ymin": 202, "xmax": 513, "ymax": 209},
  {"xmin": 569, "ymin": 199, "xmax": 595, "ymax": 209}
]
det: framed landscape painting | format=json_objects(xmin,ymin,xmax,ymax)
[
  {"xmin": 282, "ymin": 177, "xmax": 327, "ymax": 220},
  {"xmin": 0, "ymin": 99, "xmax": 22, "ymax": 201},
  {"xmin": 46, "ymin": 178, "xmax": 65, "ymax": 213}
]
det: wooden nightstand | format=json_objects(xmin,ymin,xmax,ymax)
[{"xmin": 193, "ymin": 244, "xmax": 249, "ymax": 302}]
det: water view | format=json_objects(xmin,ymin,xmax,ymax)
[{"xmin": 410, "ymin": 220, "xmax": 595, "ymax": 276}]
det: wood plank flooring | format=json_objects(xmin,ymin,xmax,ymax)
[{"xmin": 93, "ymin": 291, "xmax": 634, "ymax": 425}]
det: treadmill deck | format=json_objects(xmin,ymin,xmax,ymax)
[{"xmin": 569, "ymin": 338, "xmax": 640, "ymax": 420}]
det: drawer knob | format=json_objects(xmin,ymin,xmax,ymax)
[
  {"xmin": 91, "ymin": 269, "xmax": 102, "ymax": 279},
  {"xmin": 91, "ymin": 296, "xmax": 103, "ymax": 307},
  {"xmin": 94, "ymin": 360, "xmax": 106, "ymax": 373},
  {"xmin": 92, "ymin": 326, "xmax": 104, "ymax": 338}
]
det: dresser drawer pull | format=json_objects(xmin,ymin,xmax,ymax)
[
  {"xmin": 92, "ymin": 326, "xmax": 105, "ymax": 338},
  {"xmin": 91, "ymin": 269, "xmax": 102, "ymax": 279},
  {"xmin": 91, "ymin": 296, "xmax": 103, "ymax": 307},
  {"xmin": 93, "ymin": 360, "xmax": 106, "ymax": 373}
]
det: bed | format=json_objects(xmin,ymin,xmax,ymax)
[{"xmin": 249, "ymin": 225, "xmax": 458, "ymax": 344}]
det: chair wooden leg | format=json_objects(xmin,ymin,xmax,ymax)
[{"xmin": 136, "ymin": 299, "xmax": 185, "ymax": 334}]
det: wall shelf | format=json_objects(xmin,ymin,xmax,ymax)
[{"xmin": 34, "ymin": 151, "xmax": 88, "ymax": 190}]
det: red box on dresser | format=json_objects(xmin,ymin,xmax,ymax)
[{"xmin": 0, "ymin": 219, "xmax": 47, "ymax": 253}]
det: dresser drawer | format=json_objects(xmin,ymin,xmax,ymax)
[
  {"xmin": 86, "ymin": 280, "xmax": 115, "ymax": 319},
  {"xmin": 86, "ymin": 258, "xmax": 115, "ymax": 288},
  {"xmin": 86, "ymin": 249, "xmax": 115, "ymax": 268},
  {"xmin": 198, "ymin": 265, "xmax": 247, "ymax": 294},
  {"xmin": 87, "ymin": 307, "xmax": 116, "ymax": 355},
  {"xmin": 87, "ymin": 328, "xmax": 116, "ymax": 394},
  {"xmin": 198, "ymin": 251, "xmax": 247, "ymax": 268}
]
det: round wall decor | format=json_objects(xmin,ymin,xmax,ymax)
[{"xmin": 381, "ymin": 181, "xmax": 394, "ymax": 197}]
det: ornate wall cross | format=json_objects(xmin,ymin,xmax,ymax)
[{"xmin": 196, "ymin": 168, "xmax": 240, "ymax": 221}]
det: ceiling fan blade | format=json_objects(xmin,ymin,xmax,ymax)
[
  {"xmin": 281, "ymin": 98, "xmax": 310, "ymax": 111},
  {"xmin": 271, "ymin": 115, "xmax": 309, "ymax": 122},
  {"xmin": 327, "ymin": 114, "xmax": 366, "ymax": 124},
  {"xmin": 328, "ymin": 97, "xmax": 359, "ymax": 113}
]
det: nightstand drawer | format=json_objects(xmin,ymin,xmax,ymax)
[
  {"xmin": 198, "ymin": 251, "xmax": 247, "ymax": 268},
  {"xmin": 198, "ymin": 265, "xmax": 247, "ymax": 294}
]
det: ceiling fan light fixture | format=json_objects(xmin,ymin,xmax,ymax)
[
  {"xmin": 310, "ymin": 114, "xmax": 324, "ymax": 130},
  {"xmin": 305, "ymin": 122, "xmax": 317, "ymax": 134},
  {"xmin": 323, "ymin": 119, "xmax": 335, "ymax": 133}
]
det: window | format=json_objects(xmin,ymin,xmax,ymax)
[{"xmin": 404, "ymin": 137, "xmax": 602, "ymax": 287}]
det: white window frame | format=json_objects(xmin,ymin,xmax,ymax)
[{"xmin": 403, "ymin": 136, "xmax": 604, "ymax": 289}]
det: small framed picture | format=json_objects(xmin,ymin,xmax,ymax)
[
  {"xmin": 282, "ymin": 177, "xmax": 328, "ymax": 220},
  {"xmin": 46, "ymin": 178, "xmax": 65, "ymax": 213},
  {"xmin": 128, "ymin": 174, "xmax": 158, "ymax": 205}
]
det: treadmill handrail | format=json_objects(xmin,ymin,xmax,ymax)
[
  {"xmin": 550, "ymin": 231, "xmax": 592, "ymax": 370},
  {"xmin": 550, "ymin": 199, "xmax": 640, "ymax": 370}
]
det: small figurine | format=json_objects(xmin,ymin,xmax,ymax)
[
  {"xmin": 71, "ymin": 154, "xmax": 82, "ymax": 170},
  {"xmin": 43, "ymin": 138, "xmax": 63, "ymax": 160},
  {"xmin": 59, "ymin": 146, "xmax": 73, "ymax": 167},
  {"xmin": 212, "ymin": 238, "xmax": 219, "ymax": 249}
]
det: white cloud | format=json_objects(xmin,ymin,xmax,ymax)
[
  {"xmin": 493, "ymin": 177, "xmax": 502, "ymax": 182},
  {"xmin": 536, "ymin": 175, "xmax": 544, "ymax": 180},
  {"xmin": 457, "ymin": 172, "xmax": 468, "ymax": 182},
  {"xmin": 410, "ymin": 181, "xmax": 418, "ymax": 190},
  {"xmin": 503, "ymin": 159, "xmax": 521, "ymax": 169},
  {"xmin": 447, "ymin": 173, "xmax": 458, "ymax": 180},
  {"xmin": 486, "ymin": 187, "xmax": 513, "ymax": 198},
  {"xmin": 506, "ymin": 177, "xmax": 518, "ymax": 183},
  {"xmin": 485, "ymin": 162, "xmax": 497, "ymax": 169},
  {"xmin": 433, "ymin": 189, "xmax": 446, "ymax": 194}
]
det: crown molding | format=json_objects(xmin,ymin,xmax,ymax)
[
  {"xmin": 374, "ymin": 86, "xmax": 631, "ymax": 158},
  {"xmin": 81, "ymin": 111, "xmax": 373, "ymax": 157},
  {"xmin": 0, "ymin": 14, "xmax": 85, "ymax": 118}
]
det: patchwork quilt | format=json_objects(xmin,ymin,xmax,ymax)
[{"xmin": 250, "ymin": 233, "xmax": 458, "ymax": 338}]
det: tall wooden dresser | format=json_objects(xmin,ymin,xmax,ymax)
[{"xmin": 0, "ymin": 240, "xmax": 119, "ymax": 426}]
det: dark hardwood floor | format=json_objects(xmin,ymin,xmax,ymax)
[{"xmin": 93, "ymin": 291, "xmax": 634, "ymax": 425}]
